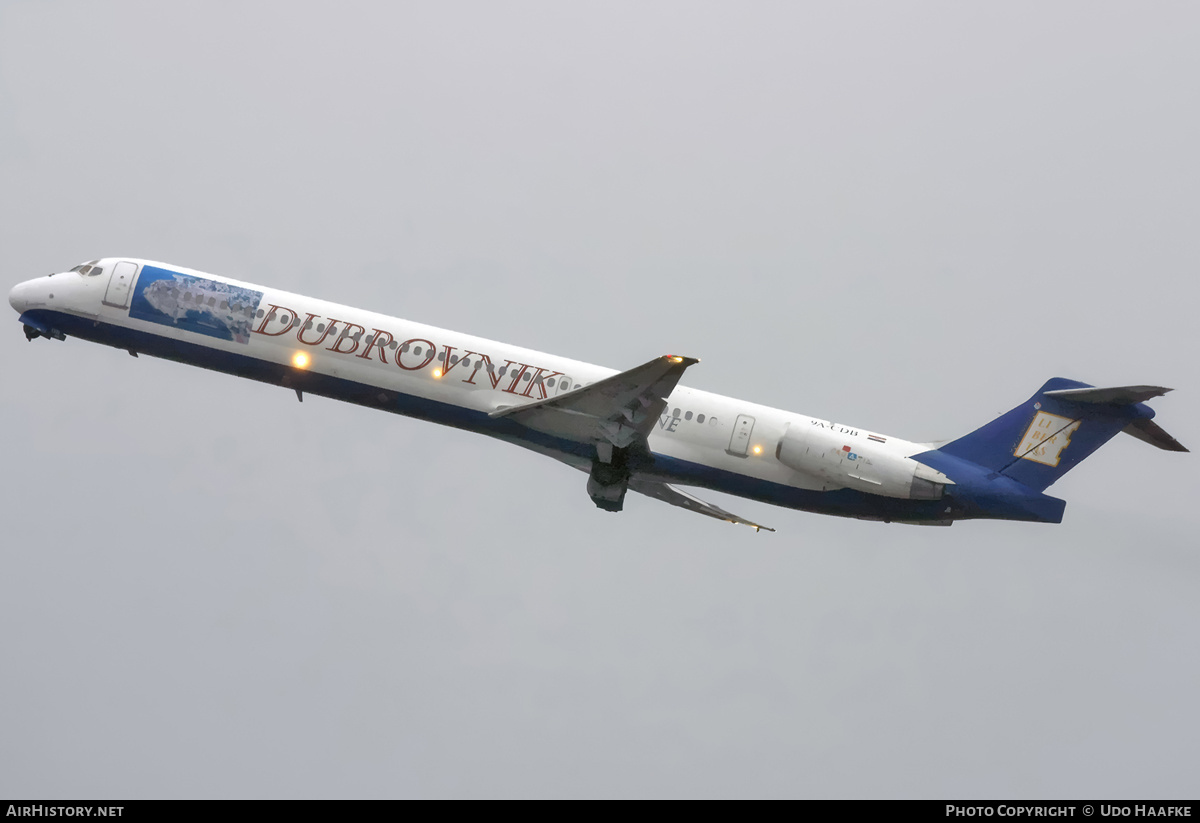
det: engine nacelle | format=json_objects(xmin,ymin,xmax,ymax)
[{"xmin": 776, "ymin": 422, "xmax": 952, "ymax": 500}]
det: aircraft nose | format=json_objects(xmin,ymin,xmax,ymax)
[
  {"xmin": 9, "ymin": 280, "xmax": 32, "ymax": 313},
  {"xmin": 8, "ymin": 277, "xmax": 53, "ymax": 314}
]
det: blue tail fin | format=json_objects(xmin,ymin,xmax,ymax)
[{"xmin": 938, "ymin": 378, "xmax": 1184, "ymax": 492}]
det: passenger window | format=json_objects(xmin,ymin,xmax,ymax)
[
  {"xmin": 697, "ymin": 414, "xmax": 705, "ymax": 424},
  {"xmin": 685, "ymin": 411, "xmax": 693, "ymax": 421},
  {"xmin": 547, "ymin": 377, "xmax": 555, "ymax": 387}
]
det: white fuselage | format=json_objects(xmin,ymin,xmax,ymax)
[{"xmin": 9, "ymin": 258, "xmax": 955, "ymax": 523}]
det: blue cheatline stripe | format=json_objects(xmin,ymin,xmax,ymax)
[{"xmin": 16, "ymin": 310, "xmax": 1063, "ymax": 524}]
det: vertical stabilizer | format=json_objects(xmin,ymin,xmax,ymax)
[{"xmin": 937, "ymin": 378, "xmax": 1179, "ymax": 492}]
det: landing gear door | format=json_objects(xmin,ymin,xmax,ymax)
[
  {"xmin": 103, "ymin": 261, "xmax": 139, "ymax": 309},
  {"xmin": 727, "ymin": 414, "xmax": 756, "ymax": 457}
]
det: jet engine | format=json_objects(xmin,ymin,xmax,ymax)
[{"xmin": 776, "ymin": 422, "xmax": 952, "ymax": 499}]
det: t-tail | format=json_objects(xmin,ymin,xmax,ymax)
[{"xmin": 913, "ymin": 378, "xmax": 1187, "ymax": 524}]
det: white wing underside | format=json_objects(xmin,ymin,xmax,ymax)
[{"xmin": 628, "ymin": 478, "xmax": 775, "ymax": 532}]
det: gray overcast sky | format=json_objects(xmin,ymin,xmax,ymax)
[{"xmin": 1, "ymin": 1, "xmax": 1197, "ymax": 799}]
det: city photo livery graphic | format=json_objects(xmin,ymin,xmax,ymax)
[{"xmin": 128, "ymin": 265, "xmax": 264, "ymax": 344}]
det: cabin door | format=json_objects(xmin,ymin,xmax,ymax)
[
  {"xmin": 103, "ymin": 261, "xmax": 139, "ymax": 309},
  {"xmin": 727, "ymin": 414, "xmax": 756, "ymax": 457}
]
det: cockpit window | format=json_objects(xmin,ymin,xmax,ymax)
[{"xmin": 71, "ymin": 263, "xmax": 104, "ymax": 276}]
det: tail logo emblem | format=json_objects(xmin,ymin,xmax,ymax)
[{"xmin": 1016, "ymin": 411, "xmax": 1081, "ymax": 467}]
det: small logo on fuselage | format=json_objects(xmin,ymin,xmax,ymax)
[{"xmin": 1015, "ymin": 411, "xmax": 1080, "ymax": 467}]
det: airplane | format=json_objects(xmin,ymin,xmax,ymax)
[{"xmin": 9, "ymin": 258, "xmax": 1187, "ymax": 532}]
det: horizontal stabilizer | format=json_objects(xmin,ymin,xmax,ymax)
[
  {"xmin": 1124, "ymin": 419, "xmax": 1189, "ymax": 452},
  {"xmin": 1043, "ymin": 385, "xmax": 1172, "ymax": 405}
]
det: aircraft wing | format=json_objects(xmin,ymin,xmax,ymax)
[
  {"xmin": 629, "ymin": 478, "xmax": 775, "ymax": 532},
  {"xmin": 494, "ymin": 354, "xmax": 773, "ymax": 531},
  {"xmin": 490, "ymin": 354, "xmax": 698, "ymax": 448}
]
